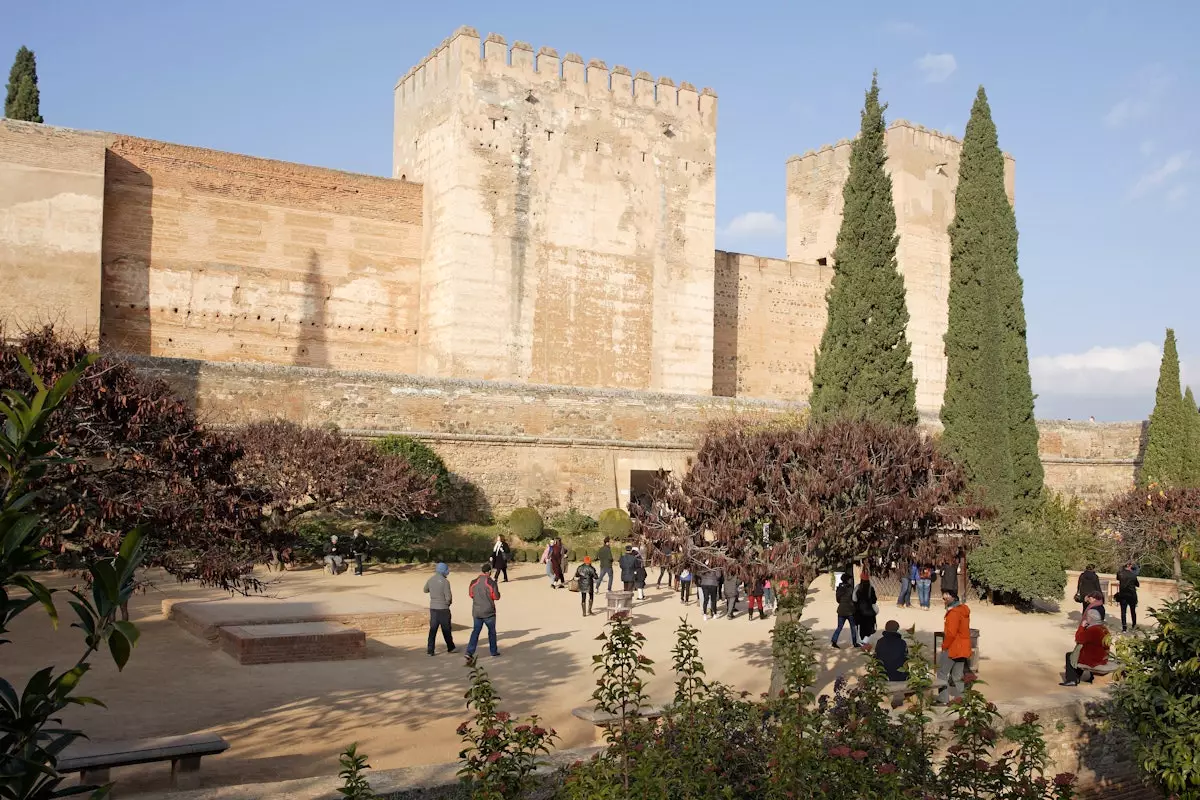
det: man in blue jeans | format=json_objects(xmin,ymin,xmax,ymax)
[{"xmin": 466, "ymin": 562, "xmax": 502, "ymax": 659}]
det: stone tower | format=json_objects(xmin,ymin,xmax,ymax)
[
  {"xmin": 393, "ymin": 27, "xmax": 718, "ymax": 394},
  {"xmin": 785, "ymin": 120, "xmax": 1016, "ymax": 418}
]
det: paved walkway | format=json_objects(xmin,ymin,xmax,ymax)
[{"xmin": 8, "ymin": 563, "xmax": 1120, "ymax": 796}]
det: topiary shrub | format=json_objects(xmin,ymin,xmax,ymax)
[
  {"xmin": 968, "ymin": 519, "xmax": 1067, "ymax": 604},
  {"xmin": 598, "ymin": 507, "xmax": 632, "ymax": 540},
  {"xmin": 551, "ymin": 508, "xmax": 598, "ymax": 536},
  {"xmin": 506, "ymin": 507, "xmax": 544, "ymax": 541}
]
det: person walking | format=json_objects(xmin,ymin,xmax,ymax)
[
  {"xmin": 853, "ymin": 570, "xmax": 879, "ymax": 645},
  {"xmin": 937, "ymin": 588, "xmax": 972, "ymax": 704},
  {"xmin": 747, "ymin": 576, "xmax": 766, "ymax": 621},
  {"xmin": 466, "ymin": 562, "xmax": 502, "ymax": 659},
  {"xmin": 831, "ymin": 571, "xmax": 859, "ymax": 648},
  {"xmin": 917, "ymin": 564, "xmax": 934, "ymax": 610},
  {"xmin": 548, "ymin": 538, "xmax": 566, "ymax": 588},
  {"xmin": 633, "ymin": 547, "xmax": 648, "ymax": 600},
  {"xmin": 897, "ymin": 561, "xmax": 914, "ymax": 608},
  {"xmin": 722, "ymin": 570, "xmax": 740, "ymax": 619},
  {"xmin": 763, "ymin": 578, "xmax": 776, "ymax": 613},
  {"xmin": 575, "ymin": 556, "xmax": 600, "ymax": 616},
  {"xmin": 350, "ymin": 530, "xmax": 370, "ymax": 576},
  {"xmin": 698, "ymin": 563, "xmax": 720, "ymax": 621},
  {"xmin": 541, "ymin": 542, "xmax": 554, "ymax": 584},
  {"xmin": 678, "ymin": 565, "xmax": 693, "ymax": 605},
  {"xmin": 490, "ymin": 535, "xmax": 511, "ymax": 583},
  {"xmin": 423, "ymin": 562, "xmax": 455, "ymax": 656},
  {"xmin": 596, "ymin": 537, "xmax": 615, "ymax": 592},
  {"xmin": 1116, "ymin": 561, "xmax": 1140, "ymax": 632},
  {"xmin": 1074, "ymin": 564, "xmax": 1101, "ymax": 616},
  {"xmin": 940, "ymin": 561, "xmax": 958, "ymax": 597},
  {"xmin": 619, "ymin": 545, "xmax": 638, "ymax": 591}
]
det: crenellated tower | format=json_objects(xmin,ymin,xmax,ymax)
[
  {"xmin": 785, "ymin": 120, "xmax": 1016, "ymax": 418},
  {"xmin": 394, "ymin": 26, "xmax": 718, "ymax": 394}
]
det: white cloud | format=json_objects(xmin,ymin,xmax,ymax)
[
  {"xmin": 884, "ymin": 21, "xmax": 923, "ymax": 36},
  {"xmin": 1129, "ymin": 151, "xmax": 1190, "ymax": 198},
  {"xmin": 722, "ymin": 211, "xmax": 784, "ymax": 238},
  {"xmin": 1032, "ymin": 341, "xmax": 1198, "ymax": 397},
  {"xmin": 916, "ymin": 53, "xmax": 957, "ymax": 83},
  {"xmin": 1104, "ymin": 64, "xmax": 1170, "ymax": 128}
]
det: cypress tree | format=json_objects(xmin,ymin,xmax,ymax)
[
  {"xmin": 5, "ymin": 46, "xmax": 43, "ymax": 123},
  {"xmin": 941, "ymin": 86, "xmax": 1042, "ymax": 518},
  {"xmin": 1141, "ymin": 329, "xmax": 1187, "ymax": 487},
  {"xmin": 1183, "ymin": 385, "xmax": 1200, "ymax": 486},
  {"xmin": 809, "ymin": 73, "xmax": 917, "ymax": 426}
]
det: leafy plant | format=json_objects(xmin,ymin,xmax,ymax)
[
  {"xmin": 504, "ymin": 507, "xmax": 543, "ymax": 541},
  {"xmin": 456, "ymin": 660, "xmax": 557, "ymax": 800},
  {"xmin": 1110, "ymin": 591, "xmax": 1200, "ymax": 798},
  {"xmin": 1, "ymin": 352, "xmax": 147, "ymax": 800},
  {"xmin": 549, "ymin": 508, "xmax": 597, "ymax": 537},
  {"xmin": 968, "ymin": 517, "xmax": 1068, "ymax": 604},
  {"xmin": 336, "ymin": 743, "xmax": 376, "ymax": 799},
  {"xmin": 596, "ymin": 508, "xmax": 632, "ymax": 541}
]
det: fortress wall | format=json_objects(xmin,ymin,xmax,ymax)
[
  {"xmin": 712, "ymin": 250, "xmax": 832, "ymax": 400},
  {"xmin": 394, "ymin": 27, "xmax": 717, "ymax": 394},
  {"xmin": 100, "ymin": 136, "xmax": 423, "ymax": 372},
  {"xmin": 133, "ymin": 355, "xmax": 1141, "ymax": 513},
  {"xmin": 0, "ymin": 120, "xmax": 106, "ymax": 339},
  {"xmin": 786, "ymin": 122, "xmax": 1016, "ymax": 418}
]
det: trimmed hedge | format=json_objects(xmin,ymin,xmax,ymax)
[
  {"xmin": 506, "ymin": 507, "xmax": 545, "ymax": 540},
  {"xmin": 598, "ymin": 507, "xmax": 632, "ymax": 539}
]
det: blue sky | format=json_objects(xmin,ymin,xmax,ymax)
[{"xmin": 6, "ymin": 1, "xmax": 1198, "ymax": 420}]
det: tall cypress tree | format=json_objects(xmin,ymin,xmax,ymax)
[
  {"xmin": 1182, "ymin": 385, "xmax": 1200, "ymax": 486},
  {"xmin": 809, "ymin": 73, "xmax": 917, "ymax": 426},
  {"xmin": 1141, "ymin": 329, "xmax": 1187, "ymax": 487},
  {"xmin": 941, "ymin": 86, "xmax": 1042, "ymax": 518},
  {"xmin": 5, "ymin": 46, "xmax": 43, "ymax": 123}
]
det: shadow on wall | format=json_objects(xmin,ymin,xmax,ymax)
[
  {"xmin": 294, "ymin": 249, "xmax": 329, "ymax": 369},
  {"xmin": 98, "ymin": 151, "xmax": 200, "ymax": 407},
  {"xmin": 712, "ymin": 254, "xmax": 738, "ymax": 398},
  {"xmin": 1132, "ymin": 420, "xmax": 1150, "ymax": 486}
]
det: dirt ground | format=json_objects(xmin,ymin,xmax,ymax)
[{"xmin": 9, "ymin": 563, "xmax": 1118, "ymax": 796}]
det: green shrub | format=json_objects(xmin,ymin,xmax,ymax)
[
  {"xmin": 968, "ymin": 518, "xmax": 1067, "ymax": 604},
  {"xmin": 598, "ymin": 507, "xmax": 632, "ymax": 540},
  {"xmin": 505, "ymin": 507, "xmax": 544, "ymax": 540},
  {"xmin": 376, "ymin": 435, "xmax": 490, "ymax": 523},
  {"xmin": 550, "ymin": 508, "xmax": 598, "ymax": 536}
]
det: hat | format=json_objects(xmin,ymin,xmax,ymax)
[
  {"xmin": 435, "ymin": 562, "xmax": 449, "ymax": 576},
  {"xmin": 584, "ymin": 555, "xmax": 592, "ymax": 564}
]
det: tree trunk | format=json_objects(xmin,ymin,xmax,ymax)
[
  {"xmin": 767, "ymin": 577, "xmax": 813, "ymax": 697},
  {"xmin": 1173, "ymin": 549, "xmax": 1183, "ymax": 583}
]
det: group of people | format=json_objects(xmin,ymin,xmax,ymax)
[
  {"xmin": 1074, "ymin": 561, "xmax": 1141, "ymax": 632},
  {"xmin": 423, "ymin": 561, "xmax": 505, "ymax": 659},
  {"xmin": 895, "ymin": 562, "xmax": 959, "ymax": 611},
  {"xmin": 321, "ymin": 532, "xmax": 371, "ymax": 576}
]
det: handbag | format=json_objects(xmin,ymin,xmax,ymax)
[
  {"xmin": 568, "ymin": 577, "xmax": 580, "ymax": 593},
  {"xmin": 1073, "ymin": 592, "xmax": 1084, "ymax": 604}
]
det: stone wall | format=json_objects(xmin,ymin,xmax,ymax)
[
  {"xmin": 712, "ymin": 250, "xmax": 833, "ymax": 400},
  {"xmin": 394, "ymin": 27, "xmax": 717, "ymax": 395},
  {"xmin": 1039, "ymin": 421, "xmax": 1143, "ymax": 504},
  {"xmin": 786, "ymin": 121, "xmax": 1017, "ymax": 419},
  {"xmin": 100, "ymin": 136, "xmax": 423, "ymax": 372},
  {"xmin": 0, "ymin": 120, "xmax": 106, "ymax": 340},
  {"xmin": 1065, "ymin": 570, "xmax": 1183, "ymax": 611}
]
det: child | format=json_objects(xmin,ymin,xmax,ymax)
[{"xmin": 679, "ymin": 567, "xmax": 692, "ymax": 604}]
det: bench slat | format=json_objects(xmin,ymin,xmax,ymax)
[{"xmin": 59, "ymin": 734, "xmax": 229, "ymax": 771}]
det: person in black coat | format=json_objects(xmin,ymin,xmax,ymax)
[
  {"xmin": 632, "ymin": 547, "xmax": 648, "ymax": 600},
  {"xmin": 490, "ymin": 535, "xmax": 511, "ymax": 583},
  {"xmin": 873, "ymin": 620, "xmax": 909, "ymax": 681},
  {"xmin": 1075, "ymin": 564, "xmax": 1101, "ymax": 616},
  {"xmin": 852, "ymin": 571, "xmax": 879, "ymax": 644},
  {"xmin": 1116, "ymin": 562, "xmax": 1140, "ymax": 632},
  {"xmin": 831, "ymin": 571, "xmax": 859, "ymax": 648},
  {"xmin": 350, "ymin": 530, "xmax": 371, "ymax": 576},
  {"xmin": 618, "ymin": 546, "xmax": 638, "ymax": 591}
]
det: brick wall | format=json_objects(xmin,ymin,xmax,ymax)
[
  {"xmin": 712, "ymin": 250, "xmax": 832, "ymax": 400},
  {"xmin": 0, "ymin": 120, "xmax": 106, "ymax": 340},
  {"xmin": 99, "ymin": 135, "xmax": 423, "ymax": 372}
]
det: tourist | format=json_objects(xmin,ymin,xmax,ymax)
[
  {"xmin": 423, "ymin": 562, "xmax": 455, "ymax": 656},
  {"xmin": 853, "ymin": 570, "xmax": 879, "ymax": 645},
  {"xmin": 596, "ymin": 537, "xmax": 615, "ymax": 592},
  {"xmin": 722, "ymin": 570, "xmax": 740, "ymax": 619},
  {"xmin": 1116, "ymin": 561, "xmax": 1140, "ymax": 632},
  {"xmin": 619, "ymin": 545, "xmax": 638, "ymax": 591},
  {"xmin": 940, "ymin": 561, "xmax": 958, "ymax": 596},
  {"xmin": 350, "ymin": 530, "xmax": 370, "ymax": 576},
  {"xmin": 898, "ymin": 561, "xmax": 917, "ymax": 608},
  {"xmin": 323, "ymin": 535, "xmax": 346, "ymax": 575},
  {"xmin": 1060, "ymin": 608, "xmax": 1111, "ymax": 686},
  {"xmin": 465, "ymin": 562, "xmax": 502, "ymax": 659},
  {"xmin": 937, "ymin": 588, "xmax": 972, "ymax": 704},
  {"xmin": 679, "ymin": 565, "xmax": 692, "ymax": 605},
  {"xmin": 746, "ymin": 576, "xmax": 766, "ymax": 621},
  {"xmin": 633, "ymin": 547, "xmax": 648, "ymax": 600},
  {"xmin": 698, "ymin": 563, "xmax": 720, "ymax": 621},
  {"xmin": 491, "ymin": 535, "xmax": 510, "ymax": 583},
  {"xmin": 831, "ymin": 571, "xmax": 859, "ymax": 648},
  {"xmin": 874, "ymin": 620, "xmax": 908, "ymax": 681},
  {"xmin": 549, "ymin": 538, "xmax": 566, "ymax": 588},
  {"xmin": 541, "ymin": 541, "xmax": 554, "ymax": 583},
  {"xmin": 917, "ymin": 564, "xmax": 934, "ymax": 610},
  {"xmin": 575, "ymin": 556, "xmax": 600, "ymax": 616},
  {"xmin": 1084, "ymin": 590, "xmax": 1106, "ymax": 622},
  {"xmin": 655, "ymin": 544, "xmax": 671, "ymax": 588},
  {"xmin": 763, "ymin": 578, "xmax": 776, "ymax": 613},
  {"xmin": 1074, "ymin": 564, "xmax": 1101, "ymax": 616}
]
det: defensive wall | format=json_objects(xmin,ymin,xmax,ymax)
[{"xmin": 393, "ymin": 26, "xmax": 717, "ymax": 395}]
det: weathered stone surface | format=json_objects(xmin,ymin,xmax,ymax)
[{"xmin": 218, "ymin": 622, "xmax": 366, "ymax": 665}]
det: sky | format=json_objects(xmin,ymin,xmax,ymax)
[{"xmin": 5, "ymin": 1, "xmax": 1198, "ymax": 421}]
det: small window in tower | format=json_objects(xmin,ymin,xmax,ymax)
[{"xmin": 817, "ymin": 257, "xmax": 828, "ymax": 267}]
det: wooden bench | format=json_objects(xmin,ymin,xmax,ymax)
[{"xmin": 57, "ymin": 733, "xmax": 229, "ymax": 787}]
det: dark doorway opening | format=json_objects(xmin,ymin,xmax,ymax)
[{"xmin": 629, "ymin": 469, "xmax": 666, "ymax": 511}]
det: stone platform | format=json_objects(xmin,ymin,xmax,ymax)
[
  {"xmin": 163, "ymin": 593, "xmax": 425, "ymax": 644},
  {"xmin": 219, "ymin": 622, "xmax": 366, "ymax": 665}
]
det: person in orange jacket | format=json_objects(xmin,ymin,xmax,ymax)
[{"xmin": 937, "ymin": 587, "xmax": 972, "ymax": 704}]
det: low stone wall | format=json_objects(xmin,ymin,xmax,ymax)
[{"xmin": 1065, "ymin": 570, "xmax": 1184, "ymax": 612}]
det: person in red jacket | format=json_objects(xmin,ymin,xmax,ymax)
[
  {"xmin": 937, "ymin": 588, "xmax": 972, "ymax": 704},
  {"xmin": 1060, "ymin": 608, "xmax": 1111, "ymax": 686}
]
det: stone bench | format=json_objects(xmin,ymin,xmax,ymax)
[
  {"xmin": 885, "ymin": 678, "xmax": 949, "ymax": 706},
  {"xmin": 58, "ymin": 733, "xmax": 229, "ymax": 788},
  {"xmin": 572, "ymin": 706, "xmax": 664, "ymax": 742},
  {"xmin": 164, "ymin": 593, "xmax": 425, "ymax": 643},
  {"xmin": 1079, "ymin": 661, "xmax": 1122, "ymax": 681},
  {"xmin": 219, "ymin": 621, "xmax": 366, "ymax": 665}
]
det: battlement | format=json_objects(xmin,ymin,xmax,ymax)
[
  {"xmin": 394, "ymin": 26, "xmax": 716, "ymax": 121},
  {"xmin": 786, "ymin": 118, "xmax": 1013, "ymax": 166}
]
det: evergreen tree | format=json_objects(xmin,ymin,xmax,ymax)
[
  {"xmin": 809, "ymin": 73, "xmax": 917, "ymax": 426},
  {"xmin": 1141, "ymin": 329, "xmax": 1187, "ymax": 487},
  {"xmin": 1183, "ymin": 385, "xmax": 1200, "ymax": 486},
  {"xmin": 5, "ymin": 46, "xmax": 43, "ymax": 123},
  {"xmin": 941, "ymin": 86, "xmax": 1042, "ymax": 518}
]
